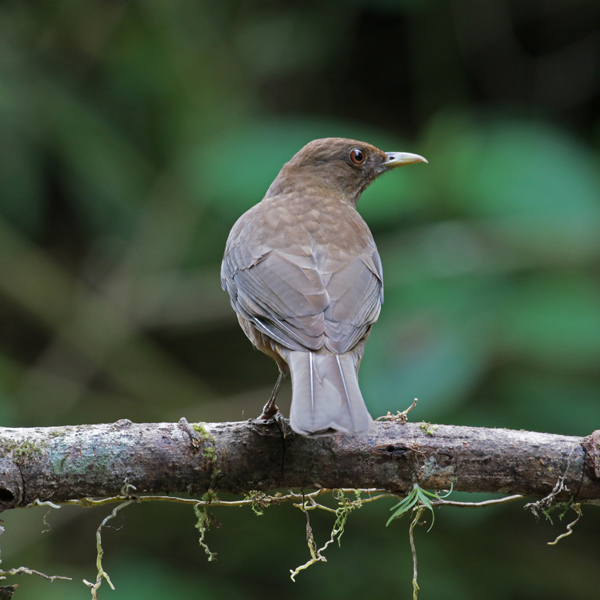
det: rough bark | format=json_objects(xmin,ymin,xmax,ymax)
[{"xmin": 0, "ymin": 418, "xmax": 598, "ymax": 512}]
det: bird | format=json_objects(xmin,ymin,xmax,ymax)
[{"xmin": 221, "ymin": 137, "xmax": 427, "ymax": 436}]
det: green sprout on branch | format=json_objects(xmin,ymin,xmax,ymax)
[
  {"xmin": 387, "ymin": 483, "xmax": 453, "ymax": 600},
  {"xmin": 387, "ymin": 483, "xmax": 453, "ymax": 530}
]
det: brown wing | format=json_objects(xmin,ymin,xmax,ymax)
[{"xmin": 221, "ymin": 231, "xmax": 383, "ymax": 355}]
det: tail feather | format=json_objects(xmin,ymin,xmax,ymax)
[{"xmin": 288, "ymin": 351, "xmax": 372, "ymax": 435}]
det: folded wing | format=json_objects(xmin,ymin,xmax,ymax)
[{"xmin": 222, "ymin": 238, "xmax": 383, "ymax": 354}]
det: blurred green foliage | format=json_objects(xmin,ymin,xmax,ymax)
[{"xmin": 1, "ymin": 0, "xmax": 599, "ymax": 598}]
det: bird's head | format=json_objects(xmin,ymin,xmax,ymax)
[{"xmin": 266, "ymin": 137, "xmax": 427, "ymax": 205}]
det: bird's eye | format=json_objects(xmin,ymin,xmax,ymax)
[{"xmin": 350, "ymin": 148, "xmax": 366, "ymax": 165}]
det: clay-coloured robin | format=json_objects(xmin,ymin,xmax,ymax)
[{"xmin": 221, "ymin": 138, "xmax": 427, "ymax": 435}]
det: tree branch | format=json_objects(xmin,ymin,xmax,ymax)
[{"xmin": 0, "ymin": 418, "xmax": 599, "ymax": 511}]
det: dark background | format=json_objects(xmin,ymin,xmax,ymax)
[{"xmin": 1, "ymin": 1, "xmax": 600, "ymax": 598}]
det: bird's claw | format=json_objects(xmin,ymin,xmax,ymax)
[{"xmin": 254, "ymin": 407, "xmax": 287, "ymax": 437}]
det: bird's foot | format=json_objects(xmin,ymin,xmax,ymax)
[
  {"xmin": 253, "ymin": 404, "xmax": 287, "ymax": 437},
  {"xmin": 252, "ymin": 370, "xmax": 288, "ymax": 434},
  {"xmin": 256, "ymin": 401, "xmax": 281, "ymax": 422}
]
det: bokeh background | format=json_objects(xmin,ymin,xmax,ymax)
[{"xmin": 1, "ymin": 1, "xmax": 600, "ymax": 598}]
